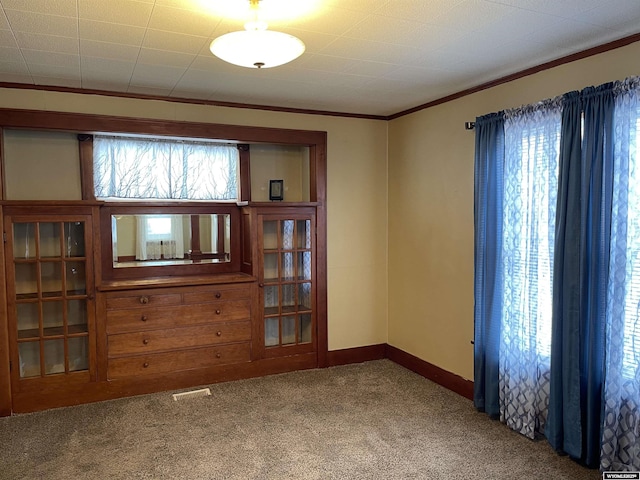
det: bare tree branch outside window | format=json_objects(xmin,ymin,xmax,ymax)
[{"xmin": 93, "ymin": 135, "xmax": 239, "ymax": 201}]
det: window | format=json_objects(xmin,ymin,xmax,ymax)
[
  {"xmin": 134, "ymin": 214, "xmax": 184, "ymax": 261},
  {"xmin": 502, "ymin": 107, "xmax": 561, "ymax": 363},
  {"xmin": 475, "ymin": 79, "xmax": 640, "ymax": 470},
  {"xmin": 616, "ymin": 114, "xmax": 640, "ymax": 379},
  {"xmin": 496, "ymin": 103, "xmax": 561, "ymax": 439},
  {"xmin": 93, "ymin": 135, "xmax": 239, "ymax": 200},
  {"xmin": 145, "ymin": 215, "xmax": 172, "ymax": 241}
]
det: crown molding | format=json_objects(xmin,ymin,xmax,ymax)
[{"xmin": 0, "ymin": 32, "xmax": 638, "ymax": 122}]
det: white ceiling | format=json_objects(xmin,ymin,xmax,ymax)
[{"xmin": 0, "ymin": 0, "xmax": 639, "ymax": 117}]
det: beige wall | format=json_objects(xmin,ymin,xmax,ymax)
[
  {"xmin": 3, "ymin": 129, "xmax": 82, "ymax": 200},
  {"xmin": 5, "ymin": 39, "xmax": 634, "ymax": 373},
  {"xmin": 0, "ymin": 89, "xmax": 389, "ymax": 352},
  {"xmin": 250, "ymin": 144, "xmax": 310, "ymax": 202},
  {"xmin": 387, "ymin": 40, "xmax": 640, "ymax": 381}
]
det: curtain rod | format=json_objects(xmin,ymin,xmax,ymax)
[{"xmin": 465, "ymin": 122, "xmax": 475, "ymax": 130}]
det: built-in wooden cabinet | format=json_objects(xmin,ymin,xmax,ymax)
[
  {"xmin": 4, "ymin": 206, "xmax": 98, "ymax": 410},
  {"xmin": 0, "ymin": 109, "xmax": 327, "ymax": 415},
  {"xmin": 100, "ymin": 281, "xmax": 255, "ymax": 380},
  {"xmin": 259, "ymin": 209, "xmax": 316, "ymax": 357}
]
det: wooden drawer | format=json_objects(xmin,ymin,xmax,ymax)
[
  {"xmin": 183, "ymin": 285, "xmax": 251, "ymax": 304},
  {"xmin": 108, "ymin": 321, "xmax": 251, "ymax": 356},
  {"xmin": 106, "ymin": 292, "xmax": 182, "ymax": 310},
  {"xmin": 106, "ymin": 301, "xmax": 251, "ymax": 334},
  {"xmin": 107, "ymin": 343, "xmax": 251, "ymax": 379}
]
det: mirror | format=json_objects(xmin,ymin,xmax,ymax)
[{"xmin": 112, "ymin": 214, "xmax": 231, "ymax": 268}]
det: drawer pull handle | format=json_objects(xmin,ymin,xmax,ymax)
[
  {"xmin": 143, "ymin": 339, "xmax": 149, "ymax": 345},
  {"xmin": 139, "ymin": 296, "xmax": 149, "ymax": 304},
  {"xmin": 215, "ymin": 309, "xmax": 221, "ymax": 315},
  {"xmin": 143, "ymin": 362, "xmax": 149, "ymax": 368},
  {"xmin": 215, "ymin": 353, "xmax": 222, "ymax": 359},
  {"xmin": 216, "ymin": 331, "xmax": 222, "ymax": 336},
  {"xmin": 141, "ymin": 315, "xmax": 148, "ymax": 322},
  {"xmin": 215, "ymin": 292, "xmax": 222, "ymax": 299}
]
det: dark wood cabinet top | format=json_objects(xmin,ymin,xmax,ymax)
[{"xmin": 97, "ymin": 272, "xmax": 256, "ymax": 292}]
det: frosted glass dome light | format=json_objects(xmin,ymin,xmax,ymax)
[
  {"xmin": 210, "ymin": 19, "xmax": 305, "ymax": 69},
  {"xmin": 210, "ymin": 29, "xmax": 305, "ymax": 69}
]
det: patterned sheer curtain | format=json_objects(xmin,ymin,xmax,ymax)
[
  {"xmin": 170, "ymin": 215, "xmax": 185, "ymax": 259},
  {"xmin": 475, "ymin": 78, "xmax": 640, "ymax": 471},
  {"xmin": 94, "ymin": 135, "xmax": 239, "ymax": 200},
  {"xmin": 601, "ymin": 77, "xmax": 640, "ymax": 471},
  {"xmin": 135, "ymin": 215, "xmax": 151, "ymax": 260},
  {"xmin": 499, "ymin": 98, "xmax": 562, "ymax": 438}
]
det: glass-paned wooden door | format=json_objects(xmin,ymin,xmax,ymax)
[
  {"xmin": 261, "ymin": 213, "xmax": 315, "ymax": 356},
  {"xmin": 7, "ymin": 216, "xmax": 94, "ymax": 382}
]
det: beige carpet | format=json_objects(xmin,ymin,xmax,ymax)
[{"xmin": 0, "ymin": 360, "xmax": 600, "ymax": 480}]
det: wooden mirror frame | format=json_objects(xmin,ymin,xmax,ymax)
[{"xmin": 100, "ymin": 203, "xmax": 241, "ymax": 280}]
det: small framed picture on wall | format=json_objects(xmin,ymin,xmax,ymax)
[{"xmin": 269, "ymin": 180, "xmax": 284, "ymax": 201}]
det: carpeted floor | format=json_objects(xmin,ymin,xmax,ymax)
[{"xmin": 0, "ymin": 360, "xmax": 600, "ymax": 480}]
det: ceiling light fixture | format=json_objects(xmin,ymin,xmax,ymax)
[{"xmin": 210, "ymin": 0, "xmax": 305, "ymax": 69}]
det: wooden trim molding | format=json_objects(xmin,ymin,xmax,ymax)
[
  {"xmin": 0, "ymin": 126, "xmax": 5, "ymax": 201},
  {"xmin": 0, "ymin": 108, "xmax": 327, "ymax": 146},
  {"xmin": 0, "ymin": 207, "xmax": 11, "ymax": 416},
  {"xmin": 312, "ymin": 141, "xmax": 329, "ymax": 368},
  {"xmin": 11, "ymin": 353, "xmax": 319, "ymax": 414},
  {"xmin": 326, "ymin": 343, "xmax": 473, "ymax": 401},
  {"xmin": 78, "ymin": 134, "xmax": 94, "ymax": 201},
  {"xmin": 238, "ymin": 144, "xmax": 251, "ymax": 202},
  {"xmin": 388, "ymin": 32, "xmax": 640, "ymax": 120},
  {"xmin": 385, "ymin": 344, "xmax": 474, "ymax": 400},
  {"xmin": 327, "ymin": 344, "xmax": 386, "ymax": 366},
  {"xmin": 0, "ymin": 33, "xmax": 638, "ymax": 121},
  {"xmin": 0, "ymin": 82, "xmax": 387, "ymax": 121}
]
